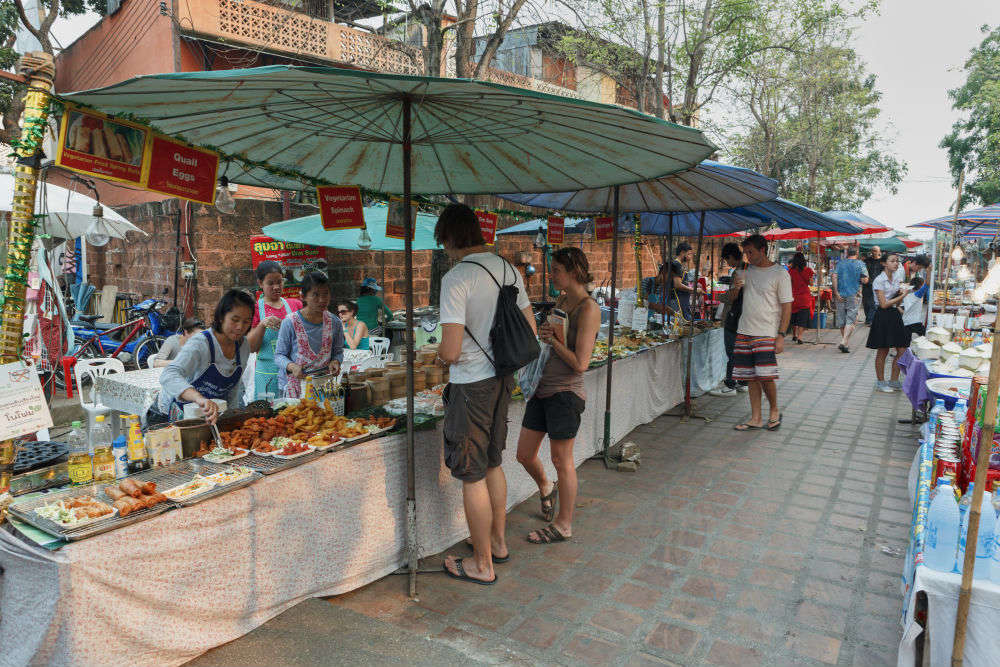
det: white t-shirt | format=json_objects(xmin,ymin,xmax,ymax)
[
  {"xmin": 872, "ymin": 272, "xmax": 902, "ymax": 302},
  {"xmin": 440, "ymin": 252, "xmax": 530, "ymax": 384},
  {"xmin": 737, "ymin": 263, "xmax": 793, "ymax": 337},
  {"xmin": 902, "ymin": 293, "xmax": 926, "ymax": 326}
]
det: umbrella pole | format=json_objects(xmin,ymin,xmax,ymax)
[
  {"xmin": 666, "ymin": 214, "xmax": 674, "ymax": 332},
  {"xmin": 684, "ymin": 212, "xmax": 705, "ymax": 418},
  {"xmin": 928, "ymin": 229, "xmax": 938, "ymax": 328},
  {"xmin": 402, "ymin": 96, "xmax": 418, "ymax": 599},
  {"xmin": 602, "ymin": 185, "xmax": 620, "ymax": 466}
]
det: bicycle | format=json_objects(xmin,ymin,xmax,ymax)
[{"xmin": 52, "ymin": 299, "xmax": 180, "ymax": 392}]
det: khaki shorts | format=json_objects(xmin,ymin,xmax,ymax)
[
  {"xmin": 835, "ymin": 294, "xmax": 860, "ymax": 327},
  {"xmin": 442, "ymin": 376, "xmax": 515, "ymax": 482}
]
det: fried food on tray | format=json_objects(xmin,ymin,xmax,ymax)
[{"xmin": 217, "ymin": 400, "xmax": 396, "ymax": 445}]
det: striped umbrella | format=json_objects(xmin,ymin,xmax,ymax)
[{"xmin": 910, "ymin": 203, "xmax": 1000, "ymax": 238}]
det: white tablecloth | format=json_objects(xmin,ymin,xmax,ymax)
[
  {"xmin": 93, "ymin": 367, "xmax": 164, "ymax": 424},
  {"xmin": 0, "ymin": 332, "xmax": 724, "ymax": 667}
]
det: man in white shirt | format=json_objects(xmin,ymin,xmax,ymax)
[
  {"xmin": 435, "ymin": 203, "xmax": 536, "ymax": 585},
  {"xmin": 732, "ymin": 234, "xmax": 793, "ymax": 432}
]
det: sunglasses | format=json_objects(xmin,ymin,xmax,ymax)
[{"xmin": 337, "ymin": 309, "xmax": 351, "ymax": 314}]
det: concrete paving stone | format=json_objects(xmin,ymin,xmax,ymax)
[
  {"xmin": 762, "ymin": 549, "xmax": 807, "ymax": 572},
  {"xmin": 644, "ymin": 622, "xmax": 701, "ymax": 656},
  {"xmin": 588, "ymin": 606, "xmax": 645, "ymax": 638},
  {"xmin": 812, "ymin": 543, "xmax": 863, "ymax": 566},
  {"xmin": 631, "ymin": 564, "xmax": 680, "ymax": 590},
  {"xmin": 680, "ymin": 575, "xmax": 729, "ymax": 601},
  {"xmin": 863, "ymin": 592, "xmax": 903, "ymax": 620},
  {"xmin": 613, "ymin": 581, "xmax": 664, "ymax": 610},
  {"xmin": 832, "ymin": 501, "xmax": 873, "ymax": 518},
  {"xmin": 650, "ymin": 544, "xmax": 696, "ymax": 567},
  {"xmin": 802, "ymin": 579, "xmax": 855, "ymax": 609},
  {"xmin": 750, "ymin": 566, "xmax": 799, "ymax": 591},
  {"xmin": 793, "ymin": 600, "xmax": 848, "ymax": 635},
  {"xmin": 785, "ymin": 629, "xmax": 843, "ymax": 664},
  {"xmin": 859, "ymin": 618, "xmax": 905, "ymax": 649},
  {"xmin": 623, "ymin": 652, "xmax": 685, "ymax": 667},
  {"xmin": 735, "ymin": 590, "xmax": 790, "ymax": 618},
  {"xmin": 533, "ymin": 591, "xmax": 589, "ymax": 622},
  {"xmin": 807, "ymin": 559, "xmax": 861, "ymax": 585},
  {"xmin": 852, "ymin": 642, "xmax": 897, "ymax": 666},
  {"xmin": 828, "ymin": 513, "xmax": 869, "ymax": 532},
  {"xmin": 662, "ymin": 595, "xmax": 719, "ymax": 626},
  {"xmin": 508, "ymin": 615, "xmax": 567, "ymax": 649},
  {"xmin": 719, "ymin": 610, "xmax": 784, "ymax": 644},
  {"xmin": 461, "ymin": 601, "xmax": 519, "ymax": 631},
  {"xmin": 705, "ymin": 640, "xmax": 765, "ymax": 667}
]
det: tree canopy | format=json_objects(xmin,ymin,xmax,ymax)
[{"xmin": 941, "ymin": 24, "xmax": 1000, "ymax": 207}]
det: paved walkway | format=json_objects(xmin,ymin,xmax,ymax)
[{"xmin": 189, "ymin": 328, "xmax": 914, "ymax": 666}]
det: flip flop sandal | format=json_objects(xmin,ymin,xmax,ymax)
[
  {"xmin": 733, "ymin": 422, "xmax": 761, "ymax": 431},
  {"xmin": 443, "ymin": 558, "xmax": 497, "ymax": 585},
  {"xmin": 463, "ymin": 539, "xmax": 510, "ymax": 563},
  {"xmin": 540, "ymin": 484, "xmax": 558, "ymax": 522},
  {"xmin": 527, "ymin": 524, "xmax": 570, "ymax": 544},
  {"xmin": 767, "ymin": 413, "xmax": 783, "ymax": 431}
]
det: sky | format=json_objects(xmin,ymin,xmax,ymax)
[
  {"xmin": 851, "ymin": 0, "xmax": 1000, "ymax": 235},
  {"xmin": 41, "ymin": 2, "xmax": 1000, "ymax": 237}
]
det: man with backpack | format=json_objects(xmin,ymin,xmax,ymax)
[
  {"xmin": 709, "ymin": 243, "xmax": 748, "ymax": 396},
  {"xmin": 434, "ymin": 203, "xmax": 538, "ymax": 585}
]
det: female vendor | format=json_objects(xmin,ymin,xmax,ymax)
[
  {"xmin": 247, "ymin": 261, "xmax": 301, "ymax": 399},
  {"xmin": 149, "ymin": 289, "xmax": 254, "ymax": 424},
  {"xmin": 274, "ymin": 272, "xmax": 345, "ymax": 398},
  {"xmin": 338, "ymin": 300, "xmax": 369, "ymax": 350}
]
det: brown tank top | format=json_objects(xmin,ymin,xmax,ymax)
[{"xmin": 536, "ymin": 294, "xmax": 594, "ymax": 399}]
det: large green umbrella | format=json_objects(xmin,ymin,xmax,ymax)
[{"xmin": 63, "ymin": 65, "xmax": 715, "ymax": 597}]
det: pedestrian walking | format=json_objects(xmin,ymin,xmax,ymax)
[
  {"xmin": 832, "ymin": 246, "xmax": 869, "ymax": 353},
  {"xmin": 516, "ymin": 247, "xmax": 600, "ymax": 545},
  {"xmin": 866, "ymin": 253, "xmax": 911, "ymax": 393},
  {"xmin": 709, "ymin": 243, "xmax": 748, "ymax": 396},
  {"xmin": 732, "ymin": 235, "xmax": 792, "ymax": 432},
  {"xmin": 434, "ymin": 203, "xmax": 536, "ymax": 585},
  {"xmin": 787, "ymin": 252, "xmax": 814, "ymax": 343},
  {"xmin": 862, "ymin": 246, "xmax": 883, "ymax": 324}
]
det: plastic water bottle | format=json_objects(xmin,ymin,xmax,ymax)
[
  {"xmin": 957, "ymin": 487, "xmax": 996, "ymax": 578},
  {"xmin": 992, "ymin": 511, "xmax": 1000, "ymax": 584},
  {"xmin": 89, "ymin": 415, "xmax": 112, "ymax": 455},
  {"xmin": 954, "ymin": 399, "xmax": 968, "ymax": 439},
  {"xmin": 925, "ymin": 478, "xmax": 960, "ymax": 572},
  {"xmin": 928, "ymin": 399, "xmax": 946, "ymax": 443}
]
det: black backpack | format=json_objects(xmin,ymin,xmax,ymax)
[
  {"xmin": 460, "ymin": 259, "xmax": 540, "ymax": 377},
  {"xmin": 724, "ymin": 265, "xmax": 745, "ymax": 332}
]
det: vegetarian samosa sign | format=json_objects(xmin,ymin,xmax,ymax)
[{"xmin": 56, "ymin": 104, "xmax": 220, "ymax": 204}]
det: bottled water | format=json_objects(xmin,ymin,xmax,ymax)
[
  {"xmin": 928, "ymin": 399, "xmax": 946, "ymax": 443},
  {"xmin": 89, "ymin": 415, "xmax": 112, "ymax": 455},
  {"xmin": 954, "ymin": 399, "xmax": 968, "ymax": 441},
  {"xmin": 957, "ymin": 487, "xmax": 996, "ymax": 578},
  {"xmin": 66, "ymin": 420, "xmax": 92, "ymax": 486},
  {"xmin": 925, "ymin": 479, "xmax": 960, "ymax": 572},
  {"xmin": 992, "ymin": 511, "xmax": 1000, "ymax": 584}
]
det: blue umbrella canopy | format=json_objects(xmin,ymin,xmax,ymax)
[
  {"xmin": 497, "ymin": 160, "xmax": 776, "ymax": 213},
  {"xmin": 629, "ymin": 198, "xmax": 861, "ymax": 236},
  {"xmin": 910, "ymin": 203, "xmax": 1000, "ymax": 238},
  {"xmin": 61, "ymin": 65, "xmax": 715, "ymax": 195},
  {"xmin": 262, "ymin": 205, "xmax": 440, "ymax": 251}
]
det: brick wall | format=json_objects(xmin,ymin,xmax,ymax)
[{"xmin": 87, "ymin": 196, "xmax": 724, "ymax": 320}]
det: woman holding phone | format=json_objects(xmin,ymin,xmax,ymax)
[{"xmin": 516, "ymin": 247, "xmax": 600, "ymax": 545}]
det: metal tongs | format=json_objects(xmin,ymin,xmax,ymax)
[{"xmin": 210, "ymin": 422, "xmax": 224, "ymax": 451}]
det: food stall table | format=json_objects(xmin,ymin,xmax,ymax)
[
  {"xmin": 896, "ymin": 349, "xmax": 932, "ymax": 411},
  {"xmin": 93, "ymin": 367, "xmax": 163, "ymax": 426},
  {"xmin": 0, "ymin": 331, "xmax": 724, "ymax": 667}
]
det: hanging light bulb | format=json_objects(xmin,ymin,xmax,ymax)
[
  {"xmin": 951, "ymin": 244, "xmax": 965, "ymax": 261},
  {"xmin": 957, "ymin": 264, "xmax": 972, "ymax": 281},
  {"xmin": 533, "ymin": 227, "xmax": 545, "ymax": 249},
  {"xmin": 84, "ymin": 205, "xmax": 110, "ymax": 247},
  {"xmin": 357, "ymin": 226, "xmax": 373, "ymax": 250},
  {"xmin": 214, "ymin": 176, "xmax": 236, "ymax": 214}
]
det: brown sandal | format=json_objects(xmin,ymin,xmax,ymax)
[
  {"xmin": 527, "ymin": 524, "xmax": 569, "ymax": 544},
  {"xmin": 540, "ymin": 483, "xmax": 558, "ymax": 522}
]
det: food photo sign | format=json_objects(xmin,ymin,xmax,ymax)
[
  {"xmin": 0, "ymin": 362, "xmax": 52, "ymax": 442},
  {"xmin": 385, "ymin": 197, "xmax": 417, "ymax": 240},
  {"xmin": 56, "ymin": 104, "xmax": 150, "ymax": 186},
  {"xmin": 250, "ymin": 235, "xmax": 325, "ymax": 299}
]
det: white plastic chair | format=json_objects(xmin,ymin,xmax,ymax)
[
  {"xmin": 74, "ymin": 357, "xmax": 126, "ymax": 432},
  {"xmin": 145, "ymin": 353, "xmax": 159, "ymax": 369},
  {"xmin": 368, "ymin": 336, "xmax": 390, "ymax": 357}
]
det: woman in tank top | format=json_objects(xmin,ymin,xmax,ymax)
[{"xmin": 516, "ymin": 247, "xmax": 600, "ymax": 545}]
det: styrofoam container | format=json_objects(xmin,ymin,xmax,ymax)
[
  {"xmin": 926, "ymin": 326, "xmax": 951, "ymax": 346},
  {"xmin": 959, "ymin": 348, "xmax": 983, "ymax": 370},
  {"xmin": 912, "ymin": 338, "xmax": 941, "ymax": 360},
  {"xmin": 940, "ymin": 342, "xmax": 964, "ymax": 361}
]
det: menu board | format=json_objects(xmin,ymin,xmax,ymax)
[
  {"xmin": 144, "ymin": 134, "xmax": 219, "ymax": 204},
  {"xmin": 385, "ymin": 197, "xmax": 416, "ymax": 240},
  {"xmin": 547, "ymin": 216, "xmax": 565, "ymax": 246},
  {"xmin": 0, "ymin": 362, "xmax": 52, "ymax": 441},
  {"xmin": 595, "ymin": 216, "xmax": 615, "ymax": 241},
  {"xmin": 476, "ymin": 210, "xmax": 498, "ymax": 245},
  {"xmin": 317, "ymin": 185, "xmax": 365, "ymax": 231},
  {"xmin": 56, "ymin": 104, "xmax": 149, "ymax": 186}
]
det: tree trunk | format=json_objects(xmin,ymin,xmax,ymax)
[
  {"xmin": 453, "ymin": 0, "xmax": 477, "ymax": 78},
  {"xmin": 415, "ymin": 3, "xmax": 445, "ymax": 77},
  {"xmin": 472, "ymin": 0, "xmax": 530, "ymax": 79},
  {"xmin": 655, "ymin": 0, "xmax": 665, "ymax": 118},
  {"xmin": 682, "ymin": 0, "xmax": 714, "ymax": 125}
]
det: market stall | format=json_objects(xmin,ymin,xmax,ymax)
[{"xmin": 0, "ymin": 329, "xmax": 719, "ymax": 667}]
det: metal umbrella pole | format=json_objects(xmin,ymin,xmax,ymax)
[
  {"xmin": 927, "ymin": 229, "xmax": 938, "ymax": 329},
  {"xmin": 401, "ymin": 96, "xmax": 419, "ymax": 599},
  {"xmin": 601, "ymin": 186, "xmax": 620, "ymax": 465}
]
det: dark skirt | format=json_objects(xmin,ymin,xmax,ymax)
[
  {"xmin": 789, "ymin": 308, "xmax": 811, "ymax": 328},
  {"xmin": 867, "ymin": 307, "xmax": 910, "ymax": 349}
]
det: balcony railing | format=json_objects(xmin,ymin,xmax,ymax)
[{"xmin": 179, "ymin": 0, "xmax": 423, "ymax": 75}]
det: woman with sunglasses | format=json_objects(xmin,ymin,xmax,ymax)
[{"xmin": 337, "ymin": 300, "xmax": 369, "ymax": 350}]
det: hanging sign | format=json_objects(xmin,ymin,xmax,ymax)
[
  {"xmin": 547, "ymin": 216, "xmax": 565, "ymax": 246},
  {"xmin": 143, "ymin": 134, "xmax": 220, "ymax": 204},
  {"xmin": 317, "ymin": 185, "xmax": 365, "ymax": 231},
  {"xmin": 56, "ymin": 104, "xmax": 149, "ymax": 187},
  {"xmin": 476, "ymin": 210, "xmax": 498, "ymax": 245},
  {"xmin": 386, "ymin": 197, "xmax": 417, "ymax": 240},
  {"xmin": 0, "ymin": 361, "xmax": 52, "ymax": 441},
  {"xmin": 250, "ymin": 235, "xmax": 325, "ymax": 299},
  {"xmin": 595, "ymin": 216, "xmax": 615, "ymax": 241}
]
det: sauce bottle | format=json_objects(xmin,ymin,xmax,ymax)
[{"xmin": 66, "ymin": 420, "xmax": 93, "ymax": 486}]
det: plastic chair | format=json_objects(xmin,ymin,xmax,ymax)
[
  {"xmin": 145, "ymin": 353, "xmax": 159, "ymax": 369},
  {"xmin": 74, "ymin": 358, "xmax": 126, "ymax": 431},
  {"xmin": 368, "ymin": 336, "xmax": 390, "ymax": 357}
]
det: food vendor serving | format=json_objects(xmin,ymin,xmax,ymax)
[
  {"xmin": 274, "ymin": 271, "xmax": 345, "ymax": 398},
  {"xmin": 149, "ymin": 289, "xmax": 254, "ymax": 424},
  {"xmin": 247, "ymin": 260, "xmax": 302, "ymax": 399}
]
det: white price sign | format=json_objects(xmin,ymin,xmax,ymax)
[
  {"xmin": 0, "ymin": 362, "xmax": 52, "ymax": 441},
  {"xmin": 631, "ymin": 307, "xmax": 649, "ymax": 331}
]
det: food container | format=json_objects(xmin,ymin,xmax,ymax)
[
  {"xmin": 418, "ymin": 350, "xmax": 437, "ymax": 366},
  {"xmin": 348, "ymin": 371, "xmax": 367, "ymax": 384},
  {"xmin": 365, "ymin": 368, "xmax": 386, "ymax": 379},
  {"xmin": 926, "ymin": 326, "xmax": 951, "ymax": 346},
  {"xmin": 413, "ymin": 372, "xmax": 426, "ymax": 392},
  {"xmin": 369, "ymin": 376, "xmax": 390, "ymax": 405},
  {"xmin": 940, "ymin": 342, "xmax": 964, "ymax": 361},
  {"xmin": 386, "ymin": 370, "xmax": 407, "ymax": 399},
  {"xmin": 384, "ymin": 361, "xmax": 404, "ymax": 373},
  {"xmin": 913, "ymin": 338, "xmax": 941, "ymax": 360},
  {"xmin": 960, "ymin": 348, "xmax": 984, "ymax": 370},
  {"xmin": 170, "ymin": 419, "xmax": 213, "ymax": 459},
  {"xmin": 425, "ymin": 365, "xmax": 444, "ymax": 386},
  {"xmin": 347, "ymin": 382, "xmax": 371, "ymax": 412}
]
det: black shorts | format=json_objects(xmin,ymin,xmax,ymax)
[
  {"xmin": 442, "ymin": 376, "xmax": 515, "ymax": 482},
  {"xmin": 789, "ymin": 308, "xmax": 811, "ymax": 328},
  {"xmin": 906, "ymin": 322, "xmax": 926, "ymax": 337},
  {"xmin": 522, "ymin": 391, "xmax": 586, "ymax": 440}
]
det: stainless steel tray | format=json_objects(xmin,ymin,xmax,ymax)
[
  {"xmin": 168, "ymin": 468, "xmax": 263, "ymax": 507},
  {"xmin": 237, "ymin": 450, "xmax": 325, "ymax": 474}
]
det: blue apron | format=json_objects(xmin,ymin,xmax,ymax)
[
  {"xmin": 254, "ymin": 298, "xmax": 292, "ymax": 399},
  {"xmin": 170, "ymin": 331, "xmax": 243, "ymax": 419}
]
